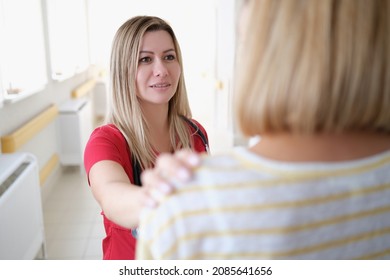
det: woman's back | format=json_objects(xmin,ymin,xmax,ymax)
[{"xmin": 138, "ymin": 145, "xmax": 390, "ymax": 259}]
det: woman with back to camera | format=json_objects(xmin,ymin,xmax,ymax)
[
  {"xmin": 138, "ymin": 0, "xmax": 390, "ymax": 259},
  {"xmin": 84, "ymin": 16, "xmax": 209, "ymax": 260}
]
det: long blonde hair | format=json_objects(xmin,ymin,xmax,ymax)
[
  {"xmin": 107, "ymin": 16, "xmax": 193, "ymax": 169},
  {"xmin": 236, "ymin": 0, "xmax": 390, "ymax": 136}
]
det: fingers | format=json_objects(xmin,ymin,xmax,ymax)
[
  {"xmin": 142, "ymin": 168, "xmax": 172, "ymax": 194},
  {"xmin": 140, "ymin": 149, "xmax": 201, "ymax": 208},
  {"xmin": 140, "ymin": 169, "xmax": 169, "ymax": 208},
  {"xmin": 155, "ymin": 149, "xmax": 201, "ymax": 180},
  {"xmin": 175, "ymin": 149, "xmax": 202, "ymax": 167}
]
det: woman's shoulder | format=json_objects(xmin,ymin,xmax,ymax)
[
  {"xmin": 185, "ymin": 118, "xmax": 209, "ymax": 152},
  {"xmin": 188, "ymin": 118, "xmax": 206, "ymax": 131},
  {"xmin": 185, "ymin": 118, "xmax": 208, "ymax": 138},
  {"xmin": 89, "ymin": 123, "xmax": 126, "ymax": 144},
  {"xmin": 91, "ymin": 123, "xmax": 121, "ymax": 136}
]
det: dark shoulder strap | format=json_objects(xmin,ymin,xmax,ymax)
[
  {"xmin": 115, "ymin": 127, "xmax": 143, "ymax": 187},
  {"xmin": 132, "ymin": 157, "xmax": 142, "ymax": 187},
  {"xmin": 181, "ymin": 116, "xmax": 209, "ymax": 153}
]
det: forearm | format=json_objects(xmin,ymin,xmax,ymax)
[{"xmin": 93, "ymin": 181, "xmax": 146, "ymax": 229}]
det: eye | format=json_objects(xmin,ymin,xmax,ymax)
[
  {"xmin": 139, "ymin": 56, "xmax": 152, "ymax": 63},
  {"xmin": 165, "ymin": 54, "xmax": 176, "ymax": 61}
]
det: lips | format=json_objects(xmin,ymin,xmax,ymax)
[{"xmin": 150, "ymin": 83, "xmax": 170, "ymax": 88}]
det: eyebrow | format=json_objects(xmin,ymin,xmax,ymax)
[{"xmin": 139, "ymin": 48, "xmax": 176, "ymax": 54}]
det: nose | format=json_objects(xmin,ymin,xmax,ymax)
[{"xmin": 153, "ymin": 59, "xmax": 168, "ymax": 77}]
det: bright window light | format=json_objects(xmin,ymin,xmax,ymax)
[
  {"xmin": 46, "ymin": 0, "xmax": 89, "ymax": 80},
  {"xmin": 0, "ymin": 0, "xmax": 47, "ymax": 102}
]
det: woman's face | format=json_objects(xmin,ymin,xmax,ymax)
[{"xmin": 136, "ymin": 30, "xmax": 181, "ymax": 106}]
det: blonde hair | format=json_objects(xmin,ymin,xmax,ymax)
[
  {"xmin": 236, "ymin": 0, "xmax": 390, "ymax": 136},
  {"xmin": 107, "ymin": 16, "xmax": 192, "ymax": 169}
]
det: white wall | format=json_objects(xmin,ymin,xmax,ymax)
[
  {"xmin": 0, "ymin": 68, "xmax": 95, "ymax": 172},
  {"xmin": 0, "ymin": 0, "xmax": 96, "ymax": 194}
]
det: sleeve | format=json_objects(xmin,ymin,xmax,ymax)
[
  {"xmin": 83, "ymin": 126, "xmax": 126, "ymax": 183},
  {"xmin": 191, "ymin": 119, "xmax": 208, "ymax": 142},
  {"xmin": 135, "ymin": 238, "xmax": 154, "ymax": 260},
  {"xmin": 136, "ymin": 205, "xmax": 177, "ymax": 260},
  {"xmin": 190, "ymin": 119, "xmax": 210, "ymax": 153}
]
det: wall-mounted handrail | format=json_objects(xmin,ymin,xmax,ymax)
[
  {"xmin": 39, "ymin": 153, "xmax": 59, "ymax": 185},
  {"xmin": 1, "ymin": 104, "xmax": 59, "ymax": 153},
  {"xmin": 71, "ymin": 78, "xmax": 96, "ymax": 99}
]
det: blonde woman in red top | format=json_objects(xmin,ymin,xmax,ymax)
[{"xmin": 84, "ymin": 16, "xmax": 209, "ymax": 260}]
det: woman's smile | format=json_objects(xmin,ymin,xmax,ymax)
[
  {"xmin": 150, "ymin": 82, "xmax": 171, "ymax": 89},
  {"xmin": 136, "ymin": 30, "xmax": 181, "ymax": 104}
]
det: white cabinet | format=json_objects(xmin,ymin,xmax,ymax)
[
  {"xmin": 57, "ymin": 98, "xmax": 92, "ymax": 167},
  {"xmin": 0, "ymin": 153, "xmax": 46, "ymax": 259}
]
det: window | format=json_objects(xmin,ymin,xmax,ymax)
[
  {"xmin": 46, "ymin": 0, "xmax": 89, "ymax": 80},
  {"xmin": 0, "ymin": 0, "xmax": 47, "ymax": 104}
]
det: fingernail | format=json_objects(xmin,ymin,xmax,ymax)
[
  {"xmin": 177, "ymin": 168, "xmax": 190, "ymax": 180},
  {"xmin": 188, "ymin": 154, "xmax": 200, "ymax": 166},
  {"xmin": 145, "ymin": 198, "xmax": 157, "ymax": 208},
  {"xmin": 159, "ymin": 182, "xmax": 172, "ymax": 194}
]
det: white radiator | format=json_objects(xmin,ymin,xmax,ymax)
[{"xmin": 0, "ymin": 153, "xmax": 46, "ymax": 259}]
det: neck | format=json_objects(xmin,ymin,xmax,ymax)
[
  {"xmin": 141, "ymin": 102, "xmax": 169, "ymax": 129},
  {"xmin": 140, "ymin": 102, "xmax": 171, "ymax": 153},
  {"xmin": 250, "ymin": 131, "xmax": 390, "ymax": 162}
]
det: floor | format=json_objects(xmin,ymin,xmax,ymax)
[{"xmin": 42, "ymin": 166, "xmax": 105, "ymax": 260}]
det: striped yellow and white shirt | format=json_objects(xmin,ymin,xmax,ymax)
[{"xmin": 137, "ymin": 147, "xmax": 390, "ymax": 259}]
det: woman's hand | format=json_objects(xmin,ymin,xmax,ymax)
[{"xmin": 141, "ymin": 149, "xmax": 201, "ymax": 207}]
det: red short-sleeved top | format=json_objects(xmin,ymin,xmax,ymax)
[{"xmin": 84, "ymin": 120, "xmax": 208, "ymax": 260}]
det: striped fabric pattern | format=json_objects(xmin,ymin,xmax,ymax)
[{"xmin": 137, "ymin": 147, "xmax": 390, "ymax": 259}]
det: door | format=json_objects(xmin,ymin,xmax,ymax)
[{"xmin": 211, "ymin": 0, "xmax": 237, "ymax": 153}]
